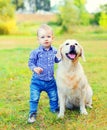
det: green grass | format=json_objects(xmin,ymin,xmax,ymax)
[{"xmin": 0, "ymin": 32, "xmax": 107, "ymax": 130}]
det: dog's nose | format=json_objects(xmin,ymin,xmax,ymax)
[{"xmin": 70, "ymin": 45, "xmax": 75, "ymax": 51}]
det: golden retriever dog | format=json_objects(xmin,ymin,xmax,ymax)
[{"xmin": 56, "ymin": 39, "xmax": 93, "ymax": 118}]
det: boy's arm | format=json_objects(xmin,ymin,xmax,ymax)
[
  {"xmin": 28, "ymin": 50, "xmax": 37, "ymax": 71},
  {"xmin": 55, "ymin": 49, "xmax": 61, "ymax": 63},
  {"xmin": 28, "ymin": 50, "xmax": 43, "ymax": 74},
  {"xmin": 55, "ymin": 56, "xmax": 61, "ymax": 63}
]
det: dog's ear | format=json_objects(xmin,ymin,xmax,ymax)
[
  {"xmin": 80, "ymin": 46, "xmax": 86, "ymax": 62},
  {"xmin": 56, "ymin": 44, "xmax": 63, "ymax": 59}
]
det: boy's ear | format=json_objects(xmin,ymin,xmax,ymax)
[
  {"xmin": 52, "ymin": 36, "xmax": 54, "ymax": 39},
  {"xmin": 52, "ymin": 36, "xmax": 54, "ymax": 41},
  {"xmin": 80, "ymin": 46, "xmax": 86, "ymax": 62}
]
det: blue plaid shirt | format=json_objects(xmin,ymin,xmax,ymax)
[{"xmin": 28, "ymin": 45, "xmax": 60, "ymax": 81}]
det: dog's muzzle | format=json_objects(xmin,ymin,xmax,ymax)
[{"xmin": 66, "ymin": 45, "xmax": 77, "ymax": 60}]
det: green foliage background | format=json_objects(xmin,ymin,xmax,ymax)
[{"xmin": 0, "ymin": 0, "xmax": 17, "ymax": 34}]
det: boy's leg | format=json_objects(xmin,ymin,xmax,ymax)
[
  {"xmin": 46, "ymin": 79, "xmax": 59, "ymax": 112},
  {"xmin": 29, "ymin": 81, "xmax": 41, "ymax": 115}
]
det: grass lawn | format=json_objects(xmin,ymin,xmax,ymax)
[{"xmin": 0, "ymin": 33, "xmax": 107, "ymax": 130}]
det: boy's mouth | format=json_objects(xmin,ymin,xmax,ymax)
[{"xmin": 45, "ymin": 42, "xmax": 49, "ymax": 44}]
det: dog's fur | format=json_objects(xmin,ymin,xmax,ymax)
[{"xmin": 56, "ymin": 39, "xmax": 93, "ymax": 118}]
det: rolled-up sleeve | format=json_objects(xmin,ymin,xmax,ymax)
[
  {"xmin": 53, "ymin": 48, "xmax": 61, "ymax": 63},
  {"xmin": 28, "ymin": 50, "xmax": 38, "ymax": 71},
  {"xmin": 55, "ymin": 56, "xmax": 61, "ymax": 63}
]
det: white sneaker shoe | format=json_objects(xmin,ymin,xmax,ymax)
[{"xmin": 28, "ymin": 113, "xmax": 36, "ymax": 123}]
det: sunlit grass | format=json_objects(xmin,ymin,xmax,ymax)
[{"xmin": 0, "ymin": 33, "xmax": 107, "ymax": 129}]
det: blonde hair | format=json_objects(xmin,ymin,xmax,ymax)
[{"xmin": 37, "ymin": 24, "xmax": 53, "ymax": 36}]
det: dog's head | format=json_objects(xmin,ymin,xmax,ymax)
[{"xmin": 58, "ymin": 39, "xmax": 85, "ymax": 62}]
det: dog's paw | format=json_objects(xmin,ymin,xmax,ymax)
[
  {"xmin": 58, "ymin": 113, "xmax": 64, "ymax": 119},
  {"xmin": 86, "ymin": 104, "xmax": 93, "ymax": 108},
  {"xmin": 80, "ymin": 110, "xmax": 88, "ymax": 115},
  {"xmin": 88, "ymin": 105, "xmax": 93, "ymax": 109},
  {"xmin": 87, "ymin": 105, "xmax": 93, "ymax": 109}
]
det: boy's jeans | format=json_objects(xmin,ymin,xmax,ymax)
[{"xmin": 29, "ymin": 77, "xmax": 58, "ymax": 115}]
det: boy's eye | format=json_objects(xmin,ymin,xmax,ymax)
[
  {"xmin": 47, "ymin": 36, "xmax": 51, "ymax": 38},
  {"xmin": 41, "ymin": 36, "xmax": 45, "ymax": 38}
]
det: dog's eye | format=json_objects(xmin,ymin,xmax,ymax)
[
  {"xmin": 66, "ymin": 43, "xmax": 69, "ymax": 45},
  {"xmin": 75, "ymin": 43, "xmax": 78, "ymax": 45}
]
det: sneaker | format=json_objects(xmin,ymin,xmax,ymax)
[{"xmin": 28, "ymin": 113, "xmax": 36, "ymax": 123}]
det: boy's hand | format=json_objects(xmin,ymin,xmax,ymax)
[
  {"xmin": 56, "ymin": 47, "xmax": 62, "ymax": 59},
  {"xmin": 33, "ymin": 67, "xmax": 43, "ymax": 74},
  {"xmin": 56, "ymin": 51, "xmax": 62, "ymax": 60}
]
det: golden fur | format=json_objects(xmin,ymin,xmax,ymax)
[{"xmin": 56, "ymin": 39, "xmax": 93, "ymax": 118}]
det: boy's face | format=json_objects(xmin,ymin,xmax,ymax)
[{"xmin": 37, "ymin": 29, "xmax": 53, "ymax": 48}]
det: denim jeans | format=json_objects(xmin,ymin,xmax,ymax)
[{"xmin": 29, "ymin": 77, "xmax": 58, "ymax": 115}]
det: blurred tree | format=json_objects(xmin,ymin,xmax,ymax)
[
  {"xmin": 0, "ymin": 0, "xmax": 15, "ymax": 20},
  {"xmin": 57, "ymin": 0, "xmax": 89, "ymax": 32},
  {"xmin": 11, "ymin": 0, "xmax": 50, "ymax": 12},
  {"xmin": 57, "ymin": 0, "xmax": 80, "ymax": 32},
  {"xmin": 99, "ymin": 4, "xmax": 107, "ymax": 28},
  {"xmin": 89, "ymin": 4, "xmax": 107, "ymax": 26},
  {"xmin": 89, "ymin": 12, "xmax": 101, "ymax": 25},
  {"xmin": 11, "ymin": 0, "xmax": 24, "ymax": 10},
  {"xmin": 100, "ymin": 4, "xmax": 107, "ymax": 13},
  {"xmin": 74, "ymin": 0, "xmax": 89, "ymax": 25},
  {"xmin": 36, "ymin": 0, "xmax": 50, "ymax": 11},
  {"xmin": 0, "ymin": 0, "xmax": 17, "ymax": 34}
]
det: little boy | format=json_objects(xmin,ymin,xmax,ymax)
[{"xmin": 28, "ymin": 24, "xmax": 60, "ymax": 123}]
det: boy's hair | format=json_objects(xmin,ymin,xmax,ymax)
[{"xmin": 37, "ymin": 24, "xmax": 53, "ymax": 36}]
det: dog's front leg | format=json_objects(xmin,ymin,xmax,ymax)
[
  {"xmin": 58, "ymin": 94, "xmax": 66, "ymax": 118},
  {"xmin": 80, "ymin": 90, "xmax": 88, "ymax": 115}
]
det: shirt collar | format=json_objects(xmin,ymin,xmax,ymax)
[{"xmin": 39, "ymin": 45, "xmax": 53, "ymax": 51}]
